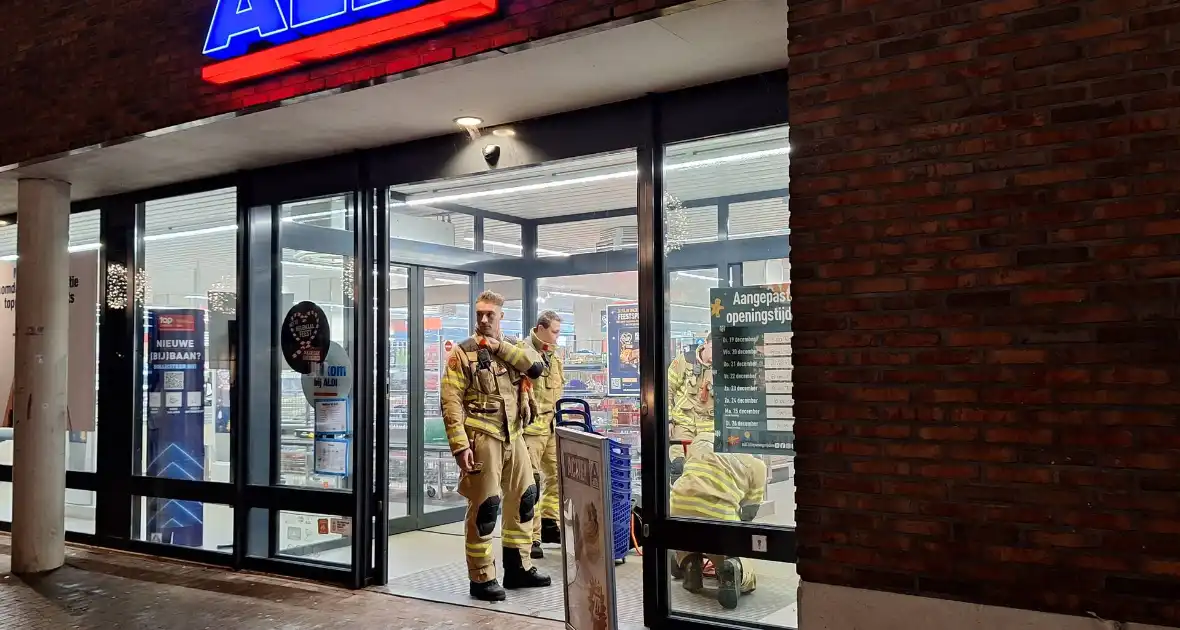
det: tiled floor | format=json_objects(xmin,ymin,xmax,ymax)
[
  {"xmin": 306, "ymin": 479, "xmax": 801, "ymax": 628},
  {"xmin": 0, "ymin": 537, "xmax": 559, "ymax": 629}
]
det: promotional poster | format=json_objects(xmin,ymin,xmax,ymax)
[
  {"xmin": 709, "ymin": 284, "xmax": 795, "ymax": 456},
  {"xmin": 0, "ymin": 251, "xmax": 99, "ymax": 435},
  {"xmin": 605, "ymin": 303, "xmax": 640, "ymax": 397},
  {"xmin": 146, "ymin": 309, "xmax": 207, "ymax": 546},
  {"xmin": 557, "ymin": 427, "xmax": 618, "ymax": 630}
]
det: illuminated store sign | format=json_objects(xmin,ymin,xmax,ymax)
[{"xmin": 202, "ymin": 0, "xmax": 499, "ymax": 85}]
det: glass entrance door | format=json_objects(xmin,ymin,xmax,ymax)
[{"xmin": 382, "ymin": 266, "xmax": 473, "ymax": 540}]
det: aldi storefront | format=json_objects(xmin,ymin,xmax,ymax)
[
  {"xmin": 5, "ymin": 1, "xmax": 1180, "ymax": 629},
  {"xmin": 0, "ymin": 0, "xmax": 797, "ymax": 627}
]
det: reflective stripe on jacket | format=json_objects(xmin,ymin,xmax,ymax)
[{"xmin": 670, "ymin": 442, "xmax": 767, "ymax": 521}]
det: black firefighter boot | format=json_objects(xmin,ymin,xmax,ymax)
[
  {"xmin": 503, "ymin": 548, "xmax": 552, "ymax": 589},
  {"xmin": 531, "ymin": 540, "xmax": 544, "ymax": 559},
  {"xmin": 680, "ymin": 553, "xmax": 704, "ymax": 594},
  {"xmin": 540, "ymin": 518, "xmax": 562, "ymax": 544},
  {"xmin": 717, "ymin": 558, "xmax": 745, "ymax": 610},
  {"xmin": 470, "ymin": 579, "xmax": 507, "ymax": 602}
]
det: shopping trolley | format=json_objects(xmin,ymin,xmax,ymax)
[{"xmin": 555, "ymin": 398, "xmax": 633, "ymax": 564}]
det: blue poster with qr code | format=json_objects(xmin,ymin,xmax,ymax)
[
  {"xmin": 606, "ymin": 303, "xmax": 640, "ymax": 396},
  {"xmin": 146, "ymin": 309, "xmax": 206, "ymax": 547}
]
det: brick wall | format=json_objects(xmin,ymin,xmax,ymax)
[
  {"xmin": 789, "ymin": 0, "xmax": 1180, "ymax": 625},
  {"xmin": 0, "ymin": 0, "xmax": 689, "ymax": 167}
]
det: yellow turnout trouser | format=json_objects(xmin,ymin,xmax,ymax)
[
  {"xmin": 458, "ymin": 431, "xmax": 536, "ymax": 582},
  {"xmin": 524, "ymin": 431, "xmax": 559, "ymax": 541}
]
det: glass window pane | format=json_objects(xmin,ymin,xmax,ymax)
[
  {"xmin": 663, "ymin": 126, "xmax": 793, "ymax": 529},
  {"xmin": 277, "ymin": 195, "xmax": 356, "ymax": 491},
  {"xmin": 0, "ymin": 212, "xmax": 101, "ymax": 532},
  {"xmin": 538, "ymin": 215, "xmax": 638, "ymax": 257},
  {"xmin": 387, "ymin": 266, "xmax": 410, "ymax": 518},
  {"xmin": 670, "ymin": 548, "xmax": 799, "ymax": 627},
  {"xmin": 135, "ymin": 496, "xmax": 234, "ymax": 552},
  {"xmin": 0, "ymin": 482, "xmax": 96, "ymax": 533},
  {"xmin": 277, "ymin": 510, "xmax": 352, "ymax": 565},
  {"xmin": 536, "ymin": 272, "xmax": 641, "ymax": 482},
  {"xmin": 142, "ymin": 190, "xmax": 237, "ymax": 485},
  {"xmin": 422, "ymin": 269, "xmax": 470, "ymax": 513},
  {"xmin": 483, "ymin": 219, "xmax": 522, "ymax": 257},
  {"xmin": 487, "ymin": 275, "xmax": 524, "ymax": 340},
  {"xmin": 386, "ymin": 195, "xmax": 476, "ymax": 251}
]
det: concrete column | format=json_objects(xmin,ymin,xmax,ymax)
[{"xmin": 12, "ymin": 178, "xmax": 70, "ymax": 574}]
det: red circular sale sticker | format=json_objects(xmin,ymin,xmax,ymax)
[{"xmin": 444, "ymin": 340, "xmax": 454, "ymax": 352}]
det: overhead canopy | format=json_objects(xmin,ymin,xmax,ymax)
[{"xmin": 0, "ymin": 0, "xmax": 787, "ymax": 215}]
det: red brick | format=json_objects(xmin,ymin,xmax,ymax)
[
  {"xmin": 1060, "ymin": 18, "xmax": 1124, "ymax": 41},
  {"xmin": 990, "ymin": 349, "xmax": 1046, "ymax": 364},
  {"xmin": 985, "ymin": 427, "xmax": 1054, "ymax": 445},
  {"xmin": 885, "ymin": 443, "xmax": 943, "ymax": 459},
  {"xmin": 918, "ymin": 425, "xmax": 978, "ymax": 440},
  {"xmin": 851, "ymin": 277, "xmax": 907, "ymax": 294},
  {"xmin": 978, "ymin": 0, "xmax": 1038, "ymax": 18},
  {"xmin": 1145, "ymin": 219, "xmax": 1180, "ymax": 236},
  {"xmin": 985, "ymin": 466, "xmax": 1054, "ymax": 484},
  {"xmin": 1013, "ymin": 167, "xmax": 1088, "ymax": 186}
]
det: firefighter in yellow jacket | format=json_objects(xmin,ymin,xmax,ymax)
[
  {"xmin": 671, "ymin": 440, "xmax": 766, "ymax": 610},
  {"xmin": 441, "ymin": 290, "xmax": 551, "ymax": 602},
  {"xmin": 668, "ymin": 337, "xmax": 714, "ymax": 477},
  {"xmin": 521, "ymin": 310, "xmax": 565, "ymax": 559}
]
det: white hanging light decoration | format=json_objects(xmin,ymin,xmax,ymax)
[
  {"xmin": 664, "ymin": 192, "xmax": 689, "ymax": 255},
  {"xmin": 208, "ymin": 275, "xmax": 236, "ymax": 314}
]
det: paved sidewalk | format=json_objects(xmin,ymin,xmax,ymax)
[{"xmin": 0, "ymin": 538, "xmax": 562, "ymax": 629}]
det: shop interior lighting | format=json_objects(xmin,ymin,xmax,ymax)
[
  {"xmin": 462, "ymin": 237, "xmax": 568, "ymax": 257},
  {"xmin": 491, "ymin": 128, "xmax": 516, "ymax": 137},
  {"xmin": 454, "ymin": 116, "xmax": 484, "ymax": 127},
  {"xmin": 202, "ymin": 0, "xmax": 500, "ymax": 84},
  {"xmin": 391, "ymin": 146, "xmax": 789, "ymax": 208},
  {"xmin": 0, "ymin": 242, "xmax": 102, "ymax": 262},
  {"xmin": 675, "ymin": 271, "xmax": 720, "ymax": 281}
]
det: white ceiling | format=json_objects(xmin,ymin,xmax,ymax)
[{"xmin": 0, "ymin": 0, "xmax": 788, "ymax": 214}]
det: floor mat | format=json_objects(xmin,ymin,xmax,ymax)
[{"xmin": 382, "ymin": 551, "xmax": 797, "ymax": 628}]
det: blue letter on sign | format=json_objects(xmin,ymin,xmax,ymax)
[
  {"xmin": 290, "ymin": 0, "xmax": 349, "ymax": 30},
  {"xmin": 204, "ymin": 0, "xmax": 291, "ymax": 59}
]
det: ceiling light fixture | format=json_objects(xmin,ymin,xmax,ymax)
[
  {"xmin": 454, "ymin": 116, "xmax": 484, "ymax": 127},
  {"xmin": 0, "ymin": 242, "xmax": 102, "ymax": 262},
  {"xmin": 392, "ymin": 146, "xmax": 790, "ymax": 208},
  {"xmin": 462, "ymin": 237, "xmax": 569, "ymax": 257},
  {"xmin": 492, "ymin": 128, "xmax": 516, "ymax": 137}
]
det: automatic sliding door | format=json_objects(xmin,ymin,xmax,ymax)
[
  {"xmin": 387, "ymin": 266, "xmax": 411, "ymax": 520},
  {"xmin": 421, "ymin": 269, "xmax": 470, "ymax": 519}
]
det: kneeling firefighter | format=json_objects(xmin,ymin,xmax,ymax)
[
  {"xmin": 670, "ymin": 441, "xmax": 767, "ymax": 610},
  {"xmin": 520, "ymin": 310, "xmax": 566, "ymax": 559},
  {"xmin": 441, "ymin": 290, "xmax": 552, "ymax": 602}
]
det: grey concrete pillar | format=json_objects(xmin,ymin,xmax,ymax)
[{"xmin": 11, "ymin": 178, "xmax": 70, "ymax": 574}]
